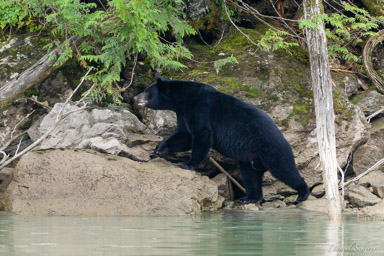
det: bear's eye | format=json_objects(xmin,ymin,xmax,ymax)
[{"xmin": 146, "ymin": 90, "xmax": 151, "ymax": 98}]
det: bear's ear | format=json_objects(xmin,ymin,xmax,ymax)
[{"xmin": 155, "ymin": 72, "xmax": 165, "ymax": 83}]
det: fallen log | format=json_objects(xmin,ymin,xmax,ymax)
[{"xmin": 0, "ymin": 36, "xmax": 80, "ymax": 111}]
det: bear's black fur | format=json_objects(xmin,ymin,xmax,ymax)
[{"xmin": 134, "ymin": 73, "xmax": 309, "ymax": 204}]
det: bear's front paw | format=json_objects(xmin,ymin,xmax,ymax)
[
  {"xmin": 150, "ymin": 151, "xmax": 161, "ymax": 159},
  {"xmin": 178, "ymin": 162, "xmax": 196, "ymax": 170}
]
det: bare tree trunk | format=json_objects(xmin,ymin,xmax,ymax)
[
  {"xmin": 0, "ymin": 36, "xmax": 79, "ymax": 111},
  {"xmin": 303, "ymin": 0, "xmax": 342, "ymax": 221}
]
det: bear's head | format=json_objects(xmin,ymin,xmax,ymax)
[{"xmin": 134, "ymin": 73, "xmax": 173, "ymax": 110}]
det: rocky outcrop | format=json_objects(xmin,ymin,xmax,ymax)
[
  {"xmin": 358, "ymin": 200, "xmax": 384, "ymax": 220},
  {"xmin": 5, "ymin": 149, "xmax": 223, "ymax": 216},
  {"xmin": 0, "ymin": 167, "xmax": 13, "ymax": 211},
  {"xmin": 212, "ymin": 173, "xmax": 233, "ymax": 201},
  {"xmin": 298, "ymin": 197, "xmax": 328, "ymax": 212},
  {"xmin": 184, "ymin": 0, "xmax": 210, "ymax": 20},
  {"xmin": 353, "ymin": 90, "xmax": 384, "ymax": 118},
  {"xmin": 28, "ymin": 103, "xmax": 162, "ymax": 161},
  {"xmin": 142, "ymin": 109, "xmax": 177, "ymax": 136},
  {"xmin": 352, "ymin": 118, "xmax": 384, "ymax": 175},
  {"xmin": 345, "ymin": 185, "xmax": 381, "ymax": 207}
]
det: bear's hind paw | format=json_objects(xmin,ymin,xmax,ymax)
[
  {"xmin": 178, "ymin": 162, "xmax": 196, "ymax": 170},
  {"xmin": 236, "ymin": 197, "xmax": 261, "ymax": 204}
]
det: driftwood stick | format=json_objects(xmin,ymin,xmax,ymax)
[
  {"xmin": 341, "ymin": 158, "xmax": 384, "ymax": 188},
  {"xmin": 209, "ymin": 157, "xmax": 246, "ymax": 193}
]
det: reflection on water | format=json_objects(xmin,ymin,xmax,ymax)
[{"xmin": 0, "ymin": 209, "xmax": 383, "ymax": 256}]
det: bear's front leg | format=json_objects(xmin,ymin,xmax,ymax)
[
  {"xmin": 178, "ymin": 128, "xmax": 213, "ymax": 170},
  {"xmin": 150, "ymin": 132, "xmax": 192, "ymax": 159}
]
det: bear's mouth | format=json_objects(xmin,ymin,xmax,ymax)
[{"xmin": 133, "ymin": 94, "xmax": 148, "ymax": 107}]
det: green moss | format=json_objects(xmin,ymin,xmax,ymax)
[
  {"xmin": 281, "ymin": 117, "xmax": 290, "ymax": 128},
  {"xmin": 333, "ymin": 89, "xmax": 353, "ymax": 121},
  {"xmin": 350, "ymin": 93, "xmax": 365, "ymax": 104},
  {"xmin": 292, "ymin": 101, "xmax": 313, "ymax": 127},
  {"xmin": 291, "ymin": 82, "xmax": 313, "ymax": 99},
  {"xmin": 268, "ymin": 94, "xmax": 279, "ymax": 101},
  {"xmin": 255, "ymin": 65, "xmax": 269, "ymax": 81},
  {"xmin": 361, "ymin": 0, "xmax": 384, "ymax": 16},
  {"xmin": 24, "ymin": 87, "xmax": 38, "ymax": 97},
  {"xmin": 290, "ymin": 46, "xmax": 309, "ymax": 64}
]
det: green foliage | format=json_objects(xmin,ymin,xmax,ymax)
[
  {"xmin": 299, "ymin": 14, "xmax": 328, "ymax": 30},
  {"xmin": 300, "ymin": 2, "xmax": 383, "ymax": 63},
  {"xmin": 1, "ymin": 0, "xmax": 196, "ymax": 104},
  {"xmin": 213, "ymin": 55, "xmax": 237, "ymax": 73},
  {"xmin": 0, "ymin": 0, "xmax": 43, "ymax": 32},
  {"xmin": 257, "ymin": 29, "xmax": 299, "ymax": 54},
  {"xmin": 323, "ymin": 2, "xmax": 381, "ymax": 62}
]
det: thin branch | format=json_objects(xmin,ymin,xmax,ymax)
[
  {"xmin": 122, "ymin": 52, "xmax": 138, "ymax": 90},
  {"xmin": 198, "ymin": 21, "xmax": 226, "ymax": 49},
  {"xmin": 27, "ymin": 97, "xmax": 51, "ymax": 110},
  {"xmin": 198, "ymin": 30, "xmax": 214, "ymax": 48},
  {"xmin": 0, "ymin": 70, "xmax": 95, "ymax": 171},
  {"xmin": 57, "ymin": 67, "xmax": 93, "ymax": 120},
  {"xmin": 10, "ymin": 110, "xmax": 35, "ymax": 141},
  {"xmin": 0, "ymin": 150, "xmax": 8, "ymax": 165},
  {"xmin": 212, "ymin": 22, "xmax": 226, "ymax": 48},
  {"xmin": 323, "ymin": 0, "xmax": 344, "ymax": 15},
  {"xmin": 337, "ymin": 164, "xmax": 345, "ymax": 205},
  {"xmin": 235, "ymin": 0, "xmax": 305, "ymax": 40},
  {"xmin": 268, "ymin": 0, "xmax": 304, "ymax": 40},
  {"xmin": 15, "ymin": 136, "xmax": 24, "ymax": 155},
  {"xmin": 330, "ymin": 68, "xmax": 354, "ymax": 73},
  {"xmin": 223, "ymin": 0, "xmax": 259, "ymax": 48},
  {"xmin": 0, "ymin": 131, "xmax": 28, "ymax": 152},
  {"xmin": 366, "ymin": 106, "xmax": 384, "ymax": 123},
  {"xmin": 75, "ymin": 82, "xmax": 96, "ymax": 107},
  {"xmin": 98, "ymin": 0, "xmax": 107, "ymax": 11},
  {"xmin": 237, "ymin": 0, "xmax": 301, "ymax": 22},
  {"xmin": 342, "ymin": 158, "xmax": 384, "ymax": 188}
]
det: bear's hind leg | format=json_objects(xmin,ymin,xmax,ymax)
[
  {"xmin": 268, "ymin": 164, "xmax": 309, "ymax": 203},
  {"xmin": 236, "ymin": 161, "xmax": 266, "ymax": 204}
]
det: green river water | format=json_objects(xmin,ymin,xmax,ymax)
[{"xmin": 0, "ymin": 209, "xmax": 383, "ymax": 256}]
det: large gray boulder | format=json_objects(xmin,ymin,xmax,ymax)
[
  {"xmin": 353, "ymin": 90, "xmax": 384, "ymax": 118},
  {"xmin": 5, "ymin": 149, "xmax": 223, "ymax": 216},
  {"xmin": 28, "ymin": 103, "xmax": 162, "ymax": 161}
]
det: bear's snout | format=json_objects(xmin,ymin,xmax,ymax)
[{"xmin": 134, "ymin": 93, "xmax": 148, "ymax": 107}]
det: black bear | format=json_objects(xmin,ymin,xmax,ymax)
[{"xmin": 134, "ymin": 73, "xmax": 309, "ymax": 204}]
